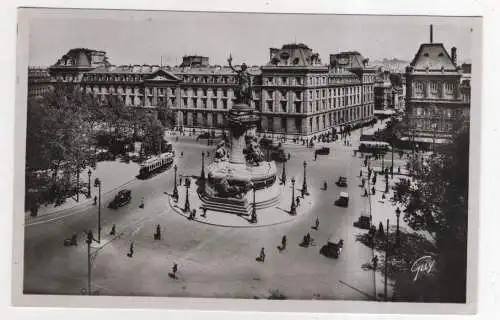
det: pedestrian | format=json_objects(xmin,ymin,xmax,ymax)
[
  {"xmin": 382, "ymin": 193, "xmax": 386, "ymax": 200},
  {"xmin": 139, "ymin": 197, "xmax": 145, "ymax": 208},
  {"xmin": 93, "ymin": 196, "xmax": 97, "ymax": 205},
  {"xmin": 155, "ymin": 224, "xmax": 161, "ymax": 240},
  {"xmin": 257, "ymin": 247, "xmax": 266, "ymax": 262},
  {"xmin": 315, "ymin": 217, "xmax": 320, "ymax": 230},
  {"xmin": 109, "ymin": 224, "xmax": 116, "ymax": 236},
  {"xmin": 372, "ymin": 255, "xmax": 379, "ymax": 270},
  {"xmin": 296, "ymin": 196, "xmax": 300, "ymax": 207},
  {"xmin": 398, "ymin": 166, "xmax": 401, "ymax": 174},
  {"xmin": 201, "ymin": 207, "xmax": 207, "ymax": 218},
  {"xmin": 378, "ymin": 222, "xmax": 384, "ymax": 237},
  {"xmin": 372, "ymin": 186, "xmax": 376, "ymax": 195},
  {"xmin": 359, "ymin": 169, "xmax": 363, "ymax": 177},
  {"xmin": 323, "ymin": 181, "xmax": 327, "ymax": 190},
  {"xmin": 172, "ymin": 262, "xmax": 178, "ymax": 275},
  {"xmin": 314, "ymin": 152, "xmax": 317, "ymax": 161},
  {"xmin": 288, "ymin": 153, "xmax": 291, "ymax": 160},
  {"xmin": 364, "ymin": 188, "xmax": 368, "ymax": 197},
  {"xmin": 372, "ymin": 175, "xmax": 376, "ymax": 185},
  {"xmin": 361, "ymin": 178, "xmax": 365, "ymax": 187},
  {"xmin": 127, "ymin": 242, "xmax": 134, "ymax": 258},
  {"xmin": 281, "ymin": 235, "xmax": 287, "ymax": 249},
  {"xmin": 180, "ymin": 152, "xmax": 184, "ymax": 157}
]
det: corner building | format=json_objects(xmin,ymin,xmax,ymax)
[
  {"xmin": 41, "ymin": 44, "xmax": 377, "ymax": 139},
  {"xmin": 404, "ymin": 26, "xmax": 471, "ymax": 147}
]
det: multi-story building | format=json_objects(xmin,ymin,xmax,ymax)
[
  {"xmin": 27, "ymin": 67, "xmax": 52, "ymax": 98},
  {"xmin": 374, "ymin": 69, "xmax": 394, "ymax": 115},
  {"xmin": 37, "ymin": 44, "xmax": 377, "ymax": 139},
  {"xmin": 404, "ymin": 25, "xmax": 471, "ymax": 148}
]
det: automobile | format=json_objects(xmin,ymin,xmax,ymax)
[
  {"xmin": 108, "ymin": 189, "xmax": 132, "ymax": 209},
  {"xmin": 196, "ymin": 132, "xmax": 210, "ymax": 140},
  {"xmin": 271, "ymin": 150, "xmax": 287, "ymax": 162},
  {"xmin": 353, "ymin": 213, "xmax": 372, "ymax": 229},
  {"xmin": 315, "ymin": 147, "xmax": 330, "ymax": 155},
  {"xmin": 259, "ymin": 137, "xmax": 273, "ymax": 148},
  {"xmin": 334, "ymin": 191, "xmax": 349, "ymax": 207},
  {"xmin": 335, "ymin": 176, "xmax": 347, "ymax": 187},
  {"xmin": 320, "ymin": 237, "xmax": 344, "ymax": 259}
]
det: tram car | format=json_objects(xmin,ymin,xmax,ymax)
[{"xmin": 137, "ymin": 152, "xmax": 174, "ymax": 179}]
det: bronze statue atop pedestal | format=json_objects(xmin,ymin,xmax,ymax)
[{"xmin": 228, "ymin": 54, "xmax": 252, "ymax": 105}]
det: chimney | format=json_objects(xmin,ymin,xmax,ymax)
[
  {"xmin": 430, "ymin": 24, "xmax": 433, "ymax": 43},
  {"xmin": 451, "ymin": 47, "xmax": 457, "ymax": 64}
]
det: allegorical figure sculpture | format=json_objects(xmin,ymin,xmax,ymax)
[
  {"xmin": 228, "ymin": 54, "xmax": 252, "ymax": 105},
  {"xmin": 214, "ymin": 141, "xmax": 228, "ymax": 162}
]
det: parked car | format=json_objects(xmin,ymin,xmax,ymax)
[
  {"xmin": 108, "ymin": 189, "xmax": 132, "ymax": 209},
  {"xmin": 353, "ymin": 213, "xmax": 372, "ymax": 229},
  {"xmin": 334, "ymin": 191, "xmax": 349, "ymax": 207},
  {"xmin": 315, "ymin": 147, "xmax": 330, "ymax": 155},
  {"xmin": 335, "ymin": 176, "xmax": 347, "ymax": 187}
]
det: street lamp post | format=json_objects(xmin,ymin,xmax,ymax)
[
  {"xmin": 251, "ymin": 183, "xmax": 257, "ymax": 223},
  {"xmin": 201, "ymin": 152, "xmax": 206, "ymax": 180},
  {"xmin": 85, "ymin": 229, "xmax": 94, "ymax": 295},
  {"xmin": 302, "ymin": 161, "xmax": 308, "ymax": 196},
  {"xmin": 395, "ymin": 207, "xmax": 401, "ymax": 247},
  {"xmin": 94, "ymin": 178, "xmax": 102, "ymax": 243},
  {"xmin": 173, "ymin": 164, "xmax": 179, "ymax": 201},
  {"xmin": 290, "ymin": 177, "xmax": 297, "ymax": 215},
  {"xmin": 87, "ymin": 169, "xmax": 92, "ymax": 199},
  {"xmin": 281, "ymin": 160, "xmax": 286, "ymax": 184},
  {"xmin": 184, "ymin": 178, "xmax": 191, "ymax": 213}
]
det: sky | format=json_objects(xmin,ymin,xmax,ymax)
[{"xmin": 26, "ymin": 10, "xmax": 480, "ymax": 67}]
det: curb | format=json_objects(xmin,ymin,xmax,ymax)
[
  {"xmin": 167, "ymin": 194, "xmax": 297, "ymax": 229},
  {"xmin": 25, "ymin": 178, "xmax": 138, "ymax": 226}
]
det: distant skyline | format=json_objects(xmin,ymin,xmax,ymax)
[{"xmin": 27, "ymin": 10, "xmax": 479, "ymax": 67}]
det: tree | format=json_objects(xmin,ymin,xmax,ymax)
[
  {"xmin": 391, "ymin": 126, "xmax": 469, "ymax": 302},
  {"xmin": 157, "ymin": 99, "xmax": 176, "ymax": 128}
]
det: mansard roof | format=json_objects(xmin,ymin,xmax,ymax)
[
  {"xmin": 409, "ymin": 43, "xmax": 458, "ymax": 71},
  {"xmin": 265, "ymin": 43, "xmax": 323, "ymax": 67}
]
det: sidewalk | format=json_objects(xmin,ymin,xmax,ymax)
[
  {"xmin": 25, "ymin": 160, "xmax": 140, "ymax": 223},
  {"xmin": 358, "ymin": 162, "xmax": 434, "ymax": 301}
]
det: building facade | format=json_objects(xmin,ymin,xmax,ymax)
[
  {"xmin": 374, "ymin": 70, "xmax": 394, "ymax": 112},
  {"xmin": 34, "ymin": 44, "xmax": 378, "ymax": 139},
  {"xmin": 404, "ymin": 25, "xmax": 471, "ymax": 147},
  {"xmin": 27, "ymin": 67, "xmax": 52, "ymax": 98}
]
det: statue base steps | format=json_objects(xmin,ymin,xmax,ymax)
[{"xmin": 199, "ymin": 181, "xmax": 281, "ymax": 216}]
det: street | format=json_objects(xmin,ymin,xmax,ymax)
[{"xmin": 24, "ymin": 128, "xmax": 386, "ymax": 300}]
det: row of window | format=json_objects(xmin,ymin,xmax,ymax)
[
  {"xmin": 264, "ymin": 74, "xmax": 370, "ymax": 87},
  {"xmin": 414, "ymin": 106, "xmax": 467, "ymax": 118},
  {"xmin": 413, "ymin": 80, "xmax": 458, "ymax": 97},
  {"xmin": 178, "ymin": 105, "xmax": 374, "ymax": 133}
]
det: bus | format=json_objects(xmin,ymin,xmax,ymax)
[{"xmin": 358, "ymin": 141, "xmax": 392, "ymax": 154}]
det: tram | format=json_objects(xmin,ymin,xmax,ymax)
[{"xmin": 137, "ymin": 151, "xmax": 174, "ymax": 179}]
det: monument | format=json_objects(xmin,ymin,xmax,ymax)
[{"xmin": 198, "ymin": 55, "xmax": 280, "ymax": 215}]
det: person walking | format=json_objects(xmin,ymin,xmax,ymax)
[
  {"xmin": 372, "ymin": 255, "xmax": 379, "ymax": 270},
  {"xmin": 109, "ymin": 224, "xmax": 116, "ymax": 236},
  {"xmin": 296, "ymin": 196, "xmax": 301, "ymax": 207},
  {"xmin": 127, "ymin": 242, "xmax": 134, "ymax": 258},
  {"xmin": 314, "ymin": 217, "xmax": 320, "ymax": 230}
]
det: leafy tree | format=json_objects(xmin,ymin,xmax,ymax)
[{"xmin": 391, "ymin": 126, "xmax": 469, "ymax": 302}]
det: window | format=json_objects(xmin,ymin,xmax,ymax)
[
  {"xmin": 430, "ymin": 81, "xmax": 439, "ymax": 94},
  {"xmin": 223, "ymin": 100, "xmax": 227, "ymax": 109},
  {"xmin": 222, "ymin": 89, "xmax": 227, "ymax": 97},
  {"xmin": 296, "ymin": 77, "xmax": 302, "ymax": 85},
  {"xmin": 268, "ymin": 116, "xmax": 274, "ymax": 131},
  {"xmin": 295, "ymin": 118, "xmax": 302, "ymax": 133},
  {"xmin": 267, "ymin": 101, "xmax": 273, "ymax": 112},
  {"xmin": 281, "ymin": 77, "xmax": 287, "ymax": 85},
  {"xmin": 415, "ymin": 81, "xmax": 424, "ymax": 95},
  {"xmin": 295, "ymin": 101, "xmax": 301, "ymax": 113},
  {"xmin": 281, "ymin": 101, "xmax": 287, "ymax": 113},
  {"xmin": 281, "ymin": 118, "xmax": 287, "ymax": 132}
]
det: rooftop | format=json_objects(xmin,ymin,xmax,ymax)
[{"xmin": 409, "ymin": 43, "xmax": 458, "ymax": 71}]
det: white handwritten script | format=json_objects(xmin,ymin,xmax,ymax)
[{"xmin": 410, "ymin": 256, "xmax": 435, "ymax": 281}]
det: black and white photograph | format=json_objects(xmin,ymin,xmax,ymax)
[{"xmin": 12, "ymin": 6, "xmax": 482, "ymax": 315}]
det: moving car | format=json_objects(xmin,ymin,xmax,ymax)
[
  {"xmin": 320, "ymin": 237, "xmax": 344, "ymax": 259},
  {"xmin": 334, "ymin": 191, "xmax": 349, "ymax": 207},
  {"xmin": 335, "ymin": 176, "xmax": 347, "ymax": 187},
  {"xmin": 315, "ymin": 147, "xmax": 330, "ymax": 155},
  {"xmin": 108, "ymin": 189, "xmax": 132, "ymax": 209}
]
